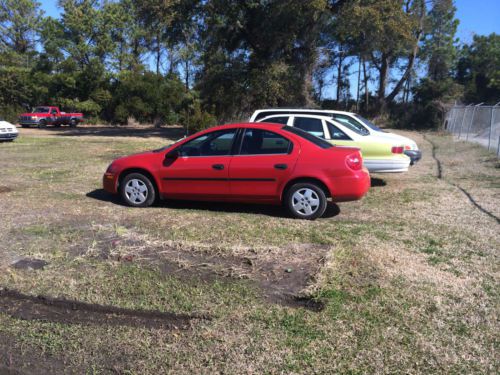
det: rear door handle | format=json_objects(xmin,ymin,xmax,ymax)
[
  {"xmin": 274, "ymin": 164, "xmax": 288, "ymax": 170},
  {"xmin": 212, "ymin": 164, "xmax": 225, "ymax": 170}
]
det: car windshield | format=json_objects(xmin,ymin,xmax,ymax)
[
  {"xmin": 355, "ymin": 115, "xmax": 385, "ymax": 132},
  {"xmin": 32, "ymin": 107, "xmax": 50, "ymax": 113},
  {"xmin": 329, "ymin": 114, "xmax": 369, "ymax": 136},
  {"xmin": 282, "ymin": 126, "xmax": 333, "ymax": 149}
]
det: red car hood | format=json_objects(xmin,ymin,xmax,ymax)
[{"xmin": 114, "ymin": 151, "xmax": 156, "ymax": 164}]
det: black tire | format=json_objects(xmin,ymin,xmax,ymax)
[
  {"xmin": 69, "ymin": 119, "xmax": 77, "ymax": 128},
  {"xmin": 284, "ymin": 182, "xmax": 327, "ymax": 220},
  {"xmin": 54, "ymin": 123, "xmax": 61, "ymax": 128},
  {"xmin": 119, "ymin": 172, "xmax": 156, "ymax": 207},
  {"xmin": 38, "ymin": 119, "xmax": 47, "ymax": 128},
  {"xmin": 21, "ymin": 124, "xmax": 29, "ymax": 128}
]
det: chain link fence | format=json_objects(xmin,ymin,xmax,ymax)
[{"xmin": 444, "ymin": 103, "xmax": 500, "ymax": 157}]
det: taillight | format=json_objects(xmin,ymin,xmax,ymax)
[
  {"xmin": 346, "ymin": 153, "xmax": 362, "ymax": 170},
  {"xmin": 391, "ymin": 146, "xmax": 404, "ymax": 154}
]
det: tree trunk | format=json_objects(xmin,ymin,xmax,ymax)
[
  {"xmin": 336, "ymin": 52, "xmax": 344, "ymax": 103},
  {"xmin": 375, "ymin": 53, "xmax": 390, "ymax": 112},
  {"xmin": 356, "ymin": 55, "xmax": 361, "ymax": 111},
  {"xmin": 156, "ymin": 33, "xmax": 161, "ymax": 76},
  {"xmin": 377, "ymin": 53, "xmax": 389, "ymax": 102},
  {"xmin": 363, "ymin": 58, "xmax": 369, "ymax": 112}
]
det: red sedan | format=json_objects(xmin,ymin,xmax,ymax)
[{"xmin": 103, "ymin": 123, "xmax": 370, "ymax": 219}]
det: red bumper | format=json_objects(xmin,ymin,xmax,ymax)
[
  {"xmin": 103, "ymin": 173, "xmax": 118, "ymax": 193},
  {"xmin": 329, "ymin": 169, "xmax": 370, "ymax": 202}
]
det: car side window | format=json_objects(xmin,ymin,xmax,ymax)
[
  {"xmin": 178, "ymin": 129, "xmax": 237, "ymax": 157},
  {"xmin": 293, "ymin": 117, "xmax": 325, "ymax": 138},
  {"xmin": 262, "ymin": 116, "xmax": 289, "ymax": 125},
  {"xmin": 327, "ymin": 123, "xmax": 351, "ymax": 141},
  {"xmin": 51, "ymin": 109, "xmax": 57, "ymax": 115},
  {"xmin": 240, "ymin": 129, "xmax": 292, "ymax": 155},
  {"xmin": 330, "ymin": 114, "xmax": 368, "ymax": 135}
]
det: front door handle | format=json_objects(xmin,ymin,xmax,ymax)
[
  {"xmin": 212, "ymin": 164, "xmax": 225, "ymax": 170},
  {"xmin": 274, "ymin": 164, "xmax": 288, "ymax": 170}
]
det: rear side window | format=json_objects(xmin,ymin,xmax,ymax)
[
  {"xmin": 282, "ymin": 126, "xmax": 332, "ymax": 149},
  {"xmin": 239, "ymin": 129, "xmax": 292, "ymax": 155},
  {"xmin": 293, "ymin": 117, "xmax": 325, "ymax": 138},
  {"xmin": 327, "ymin": 123, "xmax": 351, "ymax": 140}
]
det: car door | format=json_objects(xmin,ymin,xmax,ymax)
[
  {"xmin": 159, "ymin": 128, "xmax": 237, "ymax": 199},
  {"xmin": 228, "ymin": 128, "xmax": 299, "ymax": 200}
]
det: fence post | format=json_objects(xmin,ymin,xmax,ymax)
[
  {"xmin": 466, "ymin": 103, "xmax": 483, "ymax": 141},
  {"xmin": 458, "ymin": 105, "xmax": 472, "ymax": 139},
  {"xmin": 449, "ymin": 107, "xmax": 456, "ymax": 133},
  {"xmin": 489, "ymin": 102, "xmax": 500, "ymax": 151}
]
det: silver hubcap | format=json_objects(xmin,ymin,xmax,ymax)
[
  {"xmin": 292, "ymin": 188, "xmax": 320, "ymax": 216},
  {"xmin": 125, "ymin": 179, "xmax": 148, "ymax": 204}
]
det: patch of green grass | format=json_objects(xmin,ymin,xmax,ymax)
[{"xmin": 419, "ymin": 236, "xmax": 451, "ymax": 265}]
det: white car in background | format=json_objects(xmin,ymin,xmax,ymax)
[
  {"xmin": 0, "ymin": 119, "xmax": 18, "ymax": 142},
  {"xmin": 250, "ymin": 109, "xmax": 421, "ymax": 164},
  {"xmin": 256, "ymin": 113, "xmax": 411, "ymax": 173}
]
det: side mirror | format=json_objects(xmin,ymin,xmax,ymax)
[
  {"xmin": 163, "ymin": 149, "xmax": 179, "ymax": 167},
  {"xmin": 165, "ymin": 149, "xmax": 179, "ymax": 160}
]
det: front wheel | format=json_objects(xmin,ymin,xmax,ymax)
[
  {"xmin": 38, "ymin": 119, "xmax": 47, "ymax": 128},
  {"xmin": 119, "ymin": 173, "xmax": 156, "ymax": 207},
  {"xmin": 285, "ymin": 182, "xmax": 327, "ymax": 220}
]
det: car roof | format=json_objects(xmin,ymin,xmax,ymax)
[
  {"xmin": 261, "ymin": 113, "xmax": 336, "ymax": 121},
  {"xmin": 209, "ymin": 122, "xmax": 285, "ymax": 131},
  {"xmin": 253, "ymin": 108, "xmax": 355, "ymax": 116}
]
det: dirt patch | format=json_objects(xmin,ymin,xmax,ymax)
[
  {"xmin": 74, "ymin": 225, "xmax": 329, "ymax": 310},
  {"xmin": 11, "ymin": 259, "xmax": 48, "ymax": 270},
  {"xmin": 0, "ymin": 288, "xmax": 207, "ymax": 329},
  {"xmin": 126, "ymin": 242, "xmax": 328, "ymax": 311},
  {"xmin": 0, "ymin": 186, "xmax": 12, "ymax": 193},
  {"xmin": 19, "ymin": 124, "xmax": 185, "ymax": 139}
]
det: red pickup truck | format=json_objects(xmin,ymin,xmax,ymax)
[{"xmin": 19, "ymin": 106, "xmax": 84, "ymax": 128}]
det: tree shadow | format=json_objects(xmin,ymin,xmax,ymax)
[
  {"xmin": 86, "ymin": 189, "xmax": 340, "ymax": 219},
  {"xmin": 370, "ymin": 177, "xmax": 387, "ymax": 187},
  {"xmin": 29, "ymin": 125, "xmax": 186, "ymax": 139}
]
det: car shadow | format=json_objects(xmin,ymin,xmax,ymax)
[
  {"xmin": 370, "ymin": 177, "xmax": 387, "ymax": 187},
  {"xmin": 28, "ymin": 126, "xmax": 186, "ymax": 139},
  {"xmin": 86, "ymin": 189, "xmax": 341, "ymax": 219}
]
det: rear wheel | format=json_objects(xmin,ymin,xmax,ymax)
[
  {"xmin": 285, "ymin": 182, "xmax": 327, "ymax": 220},
  {"xmin": 119, "ymin": 173, "xmax": 156, "ymax": 207},
  {"xmin": 69, "ymin": 119, "xmax": 77, "ymax": 127}
]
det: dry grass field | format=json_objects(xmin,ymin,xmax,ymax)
[{"xmin": 0, "ymin": 126, "xmax": 498, "ymax": 374}]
